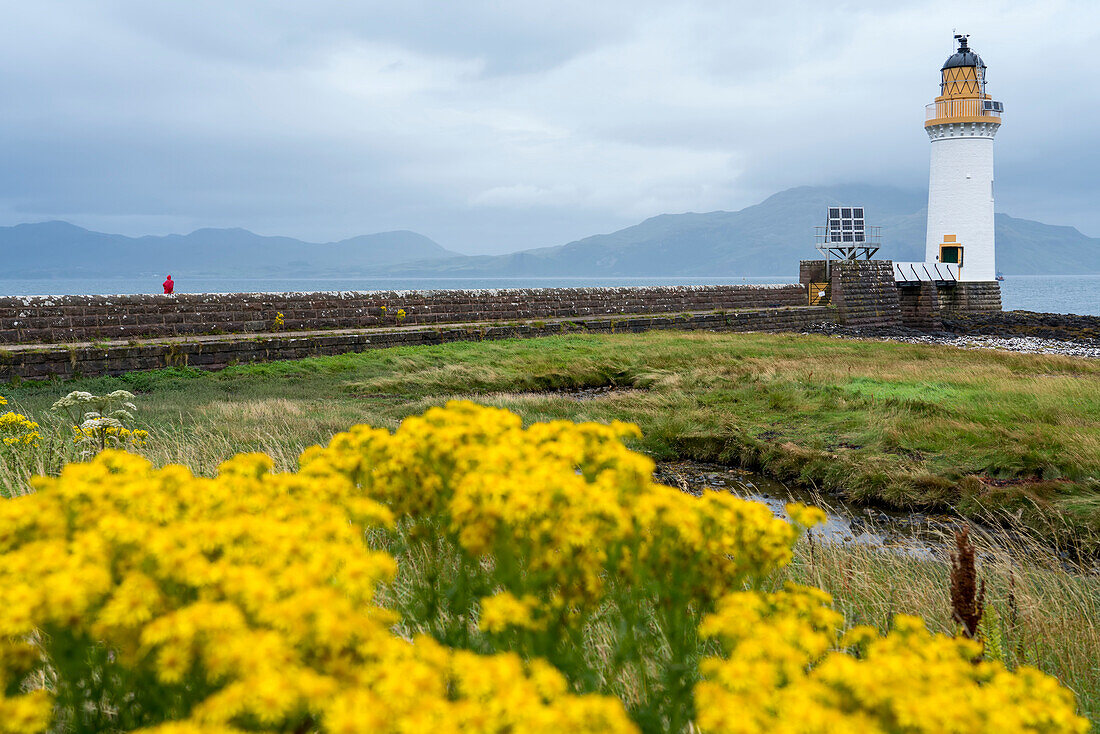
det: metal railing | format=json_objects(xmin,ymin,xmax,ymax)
[
  {"xmin": 813, "ymin": 225, "xmax": 882, "ymax": 249},
  {"xmin": 892, "ymin": 262, "xmax": 959, "ymax": 283},
  {"xmin": 926, "ymin": 99, "xmax": 1004, "ymax": 121}
]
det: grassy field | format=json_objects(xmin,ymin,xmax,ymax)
[
  {"xmin": 5, "ymin": 330, "xmax": 1098, "ymax": 542},
  {"xmin": 3, "ymin": 329, "xmax": 1100, "ymax": 722}
]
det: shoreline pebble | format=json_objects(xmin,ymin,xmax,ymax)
[{"xmin": 804, "ymin": 310, "xmax": 1100, "ymax": 359}]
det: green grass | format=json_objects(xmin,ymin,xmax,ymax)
[{"xmin": 5, "ymin": 331, "xmax": 1097, "ymax": 543}]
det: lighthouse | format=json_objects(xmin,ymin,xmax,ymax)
[{"xmin": 924, "ymin": 34, "xmax": 1003, "ymax": 282}]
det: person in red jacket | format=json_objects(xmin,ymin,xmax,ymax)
[{"xmin": 162, "ymin": 275, "xmax": 174, "ymax": 294}]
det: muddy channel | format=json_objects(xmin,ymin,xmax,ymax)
[{"xmin": 655, "ymin": 461, "xmax": 976, "ymax": 561}]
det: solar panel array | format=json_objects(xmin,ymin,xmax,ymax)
[{"xmin": 826, "ymin": 207, "xmax": 865, "ymax": 243}]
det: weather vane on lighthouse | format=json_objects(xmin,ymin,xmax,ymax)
[{"xmin": 923, "ymin": 33, "xmax": 1004, "ymax": 282}]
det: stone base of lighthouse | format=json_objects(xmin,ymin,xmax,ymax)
[
  {"xmin": 800, "ymin": 259, "xmax": 1001, "ymax": 330},
  {"xmin": 934, "ymin": 281, "xmax": 1002, "ymax": 314}
]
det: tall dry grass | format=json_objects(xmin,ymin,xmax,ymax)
[{"xmin": 779, "ymin": 509, "xmax": 1100, "ymax": 724}]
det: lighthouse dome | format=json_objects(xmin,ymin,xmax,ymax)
[{"xmin": 941, "ymin": 36, "xmax": 985, "ymax": 70}]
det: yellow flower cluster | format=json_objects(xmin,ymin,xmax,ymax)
[
  {"xmin": 71, "ymin": 424, "xmax": 149, "ymax": 447},
  {"xmin": 301, "ymin": 401, "xmax": 810, "ymax": 611},
  {"xmin": 0, "ymin": 448, "xmax": 636, "ymax": 733},
  {"xmin": 0, "ymin": 639, "xmax": 50, "ymax": 733},
  {"xmin": 696, "ymin": 583, "xmax": 1089, "ymax": 734},
  {"xmin": 0, "ymin": 401, "xmax": 1087, "ymax": 733},
  {"xmin": 479, "ymin": 592, "xmax": 546, "ymax": 633},
  {"xmin": 0, "ymin": 396, "xmax": 40, "ymax": 448}
]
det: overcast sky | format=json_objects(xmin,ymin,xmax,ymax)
[{"xmin": 0, "ymin": 0, "xmax": 1097, "ymax": 254}]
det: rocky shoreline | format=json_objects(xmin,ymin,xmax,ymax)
[{"xmin": 805, "ymin": 310, "xmax": 1100, "ymax": 359}]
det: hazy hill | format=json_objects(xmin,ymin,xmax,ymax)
[
  {"xmin": 3, "ymin": 185, "xmax": 1098, "ymax": 278},
  {"xmin": 1, "ymin": 222, "xmax": 458, "ymax": 277},
  {"xmin": 380, "ymin": 185, "xmax": 1100, "ymax": 276}
]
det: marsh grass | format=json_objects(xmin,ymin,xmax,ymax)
[{"xmin": 3, "ymin": 331, "xmax": 1098, "ymax": 536}]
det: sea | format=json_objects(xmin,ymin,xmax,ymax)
[{"xmin": 0, "ymin": 275, "xmax": 1096, "ymax": 317}]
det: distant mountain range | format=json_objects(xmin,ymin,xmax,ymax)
[
  {"xmin": 0, "ymin": 222, "xmax": 458, "ymax": 278},
  {"xmin": 3, "ymin": 185, "xmax": 1098, "ymax": 278},
  {"xmin": 375, "ymin": 185, "xmax": 1100, "ymax": 276}
]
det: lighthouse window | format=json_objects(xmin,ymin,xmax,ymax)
[
  {"xmin": 853, "ymin": 208, "xmax": 864, "ymax": 218},
  {"xmin": 841, "ymin": 208, "xmax": 852, "ymax": 218},
  {"xmin": 843, "ymin": 233, "xmax": 853, "ymax": 242},
  {"xmin": 940, "ymin": 245, "xmax": 963, "ymax": 265},
  {"xmin": 829, "ymin": 208, "xmax": 840, "ymax": 218}
]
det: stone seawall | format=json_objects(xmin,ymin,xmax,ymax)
[
  {"xmin": 897, "ymin": 283, "xmax": 943, "ymax": 331},
  {"xmin": 799, "ymin": 259, "xmax": 1001, "ymax": 329},
  {"xmin": 937, "ymin": 282, "xmax": 1003, "ymax": 314},
  {"xmin": 0, "ymin": 307, "xmax": 833, "ymax": 381},
  {"xmin": 0, "ymin": 270, "xmax": 1010, "ymax": 381},
  {"xmin": 0, "ymin": 285, "xmax": 805, "ymax": 345},
  {"xmin": 829, "ymin": 261, "xmax": 903, "ymax": 328}
]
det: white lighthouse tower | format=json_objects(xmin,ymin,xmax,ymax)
[{"xmin": 924, "ymin": 35, "xmax": 1003, "ymax": 282}]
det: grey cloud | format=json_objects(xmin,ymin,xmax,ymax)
[{"xmin": 0, "ymin": 0, "xmax": 1098, "ymax": 255}]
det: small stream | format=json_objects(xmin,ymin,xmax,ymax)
[
  {"xmin": 654, "ymin": 461, "xmax": 969, "ymax": 560},
  {"xmin": 551, "ymin": 387, "xmax": 1080, "ymax": 567}
]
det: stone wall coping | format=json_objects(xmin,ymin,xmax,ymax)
[{"xmin": 0, "ymin": 283, "xmax": 798, "ymax": 306}]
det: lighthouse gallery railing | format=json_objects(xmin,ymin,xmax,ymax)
[{"xmin": 925, "ymin": 99, "xmax": 1004, "ymax": 121}]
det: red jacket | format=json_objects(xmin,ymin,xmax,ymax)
[{"xmin": 163, "ymin": 276, "xmax": 174, "ymax": 294}]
